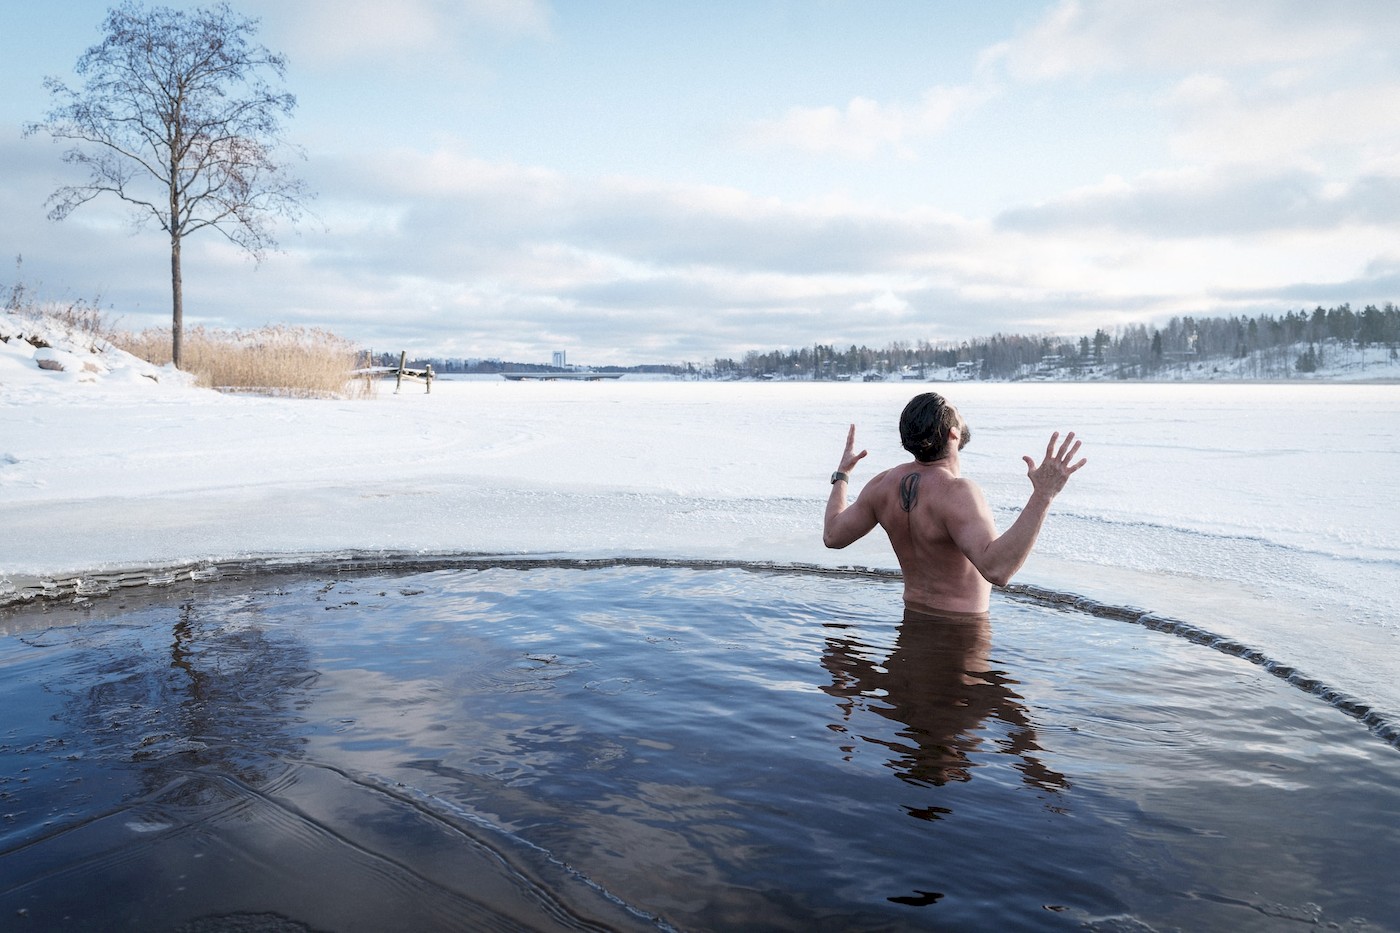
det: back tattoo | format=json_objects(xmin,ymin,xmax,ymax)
[{"xmin": 899, "ymin": 473, "xmax": 920, "ymax": 513}]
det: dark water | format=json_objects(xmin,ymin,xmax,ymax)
[{"xmin": 2, "ymin": 565, "xmax": 1398, "ymax": 932}]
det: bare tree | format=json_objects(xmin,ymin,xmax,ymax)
[{"xmin": 26, "ymin": 1, "xmax": 311, "ymax": 368}]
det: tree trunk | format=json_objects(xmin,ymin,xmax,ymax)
[
  {"xmin": 170, "ymin": 231, "xmax": 183, "ymax": 369},
  {"xmin": 169, "ymin": 143, "xmax": 183, "ymax": 369}
]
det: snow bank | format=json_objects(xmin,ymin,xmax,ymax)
[{"xmin": 0, "ymin": 310, "xmax": 189, "ymax": 394}]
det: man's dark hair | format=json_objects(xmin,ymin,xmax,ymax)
[{"xmin": 900, "ymin": 392, "xmax": 958, "ymax": 462}]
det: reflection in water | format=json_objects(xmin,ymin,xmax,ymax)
[
  {"xmin": 76, "ymin": 596, "xmax": 315, "ymax": 794},
  {"xmin": 5, "ymin": 585, "xmax": 652, "ymax": 932},
  {"xmin": 821, "ymin": 612, "xmax": 1066, "ymax": 801}
]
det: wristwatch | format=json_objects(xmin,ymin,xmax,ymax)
[{"xmin": 830, "ymin": 471, "xmax": 849, "ymax": 485}]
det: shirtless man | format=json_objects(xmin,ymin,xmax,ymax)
[{"xmin": 823, "ymin": 392, "xmax": 1086, "ymax": 618}]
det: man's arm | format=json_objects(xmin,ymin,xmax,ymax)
[
  {"xmin": 946, "ymin": 431, "xmax": 1086, "ymax": 587},
  {"xmin": 823, "ymin": 424, "xmax": 876, "ymax": 549}
]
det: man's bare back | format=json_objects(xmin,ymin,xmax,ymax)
[{"xmin": 824, "ymin": 394, "xmax": 1085, "ymax": 616}]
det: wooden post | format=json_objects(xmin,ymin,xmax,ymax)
[
  {"xmin": 396, "ymin": 350, "xmax": 406, "ymax": 394},
  {"xmin": 425, "ymin": 363, "xmax": 434, "ymax": 394}
]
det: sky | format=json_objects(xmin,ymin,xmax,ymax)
[{"xmin": 4, "ymin": 0, "xmax": 1400, "ymax": 366}]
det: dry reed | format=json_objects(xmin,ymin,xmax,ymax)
[{"xmin": 114, "ymin": 324, "xmax": 374, "ymax": 398}]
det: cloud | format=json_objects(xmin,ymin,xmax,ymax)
[
  {"xmin": 310, "ymin": 147, "xmax": 972, "ymax": 279},
  {"xmin": 1222, "ymin": 258, "xmax": 1400, "ymax": 308},
  {"xmin": 1163, "ymin": 79, "xmax": 1400, "ymax": 169},
  {"xmin": 996, "ymin": 165, "xmax": 1400, "ymax": 237},
  {"xmin": 972, "ymin": 0, "xmax": 1400, "ymax": 184},
  {"xmin": 97, "ymin": 144, "xmax": 967, "ymax": 360},
  {"xmin": 253, "ymin": 0, "xmax": 552, "ymax": 67},
  {"xmin": 982, "ymin": 0, "xmax": 1383, "ymax": 81},
  {"xmin": 851, "ymin": 290, "xmax": 913, "ymax": 320},
  {"xmin": 746, "ymin": 84, "xmax": 992, "ymax": 159},
  {"xmin": 286, "ymin": 157, "xmax": 979, "ymax": 358}
]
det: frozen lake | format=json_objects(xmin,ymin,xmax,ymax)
[{"xmin": 2, "ymin": 378, "xmax": 1398, "ymax": 739}]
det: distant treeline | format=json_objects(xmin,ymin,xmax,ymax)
[
  {"xmin": 371, "ymin": 303, "xmax": 1400, "ymax": 379},
  {"xmin": 712, "ymin": 303, "xmax": 1400, "ymax": 379}
]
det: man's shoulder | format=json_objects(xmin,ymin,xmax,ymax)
[
  {"xmin": 935, "ymin": 473, "xmax": 989, "ymax": 518},
  {"xmin": 853, "ymin": 466, "xmax": 901, "ymax": 506},
  {"xmin": 865, "ymin": 466, "xmax": 896, "ymax": 485},
  {"xmin": 940, "ymin": 472, "xmax": 980, "ymax": 491},
  {"xmin": 914, "ymin": 469, "xmax": 986, "ymax": 514}
]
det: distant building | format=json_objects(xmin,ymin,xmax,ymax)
[{"xmin": 552, "ymin": 351, "xmax": 567, "ymax": 368}]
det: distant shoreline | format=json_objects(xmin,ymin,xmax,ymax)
[{"xmin": 433, "ymin": 372, "xmax": 1400, "ymax": 385}]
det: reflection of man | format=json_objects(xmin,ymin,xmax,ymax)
[
  {"xmin": 823, "ymin": 393, "xmax": 1086, "ymax": 617},
  {"xmin": 822, "ymin": 612, "xmax": 1066, "ymax": 794}
]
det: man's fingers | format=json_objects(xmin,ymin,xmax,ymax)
[
  {"xmin": 838, "ymin": 425, "xmax": 867, "ymax": 473},
  {"xmin": 1029, "ymin": 431, "xmax": 1087, "ymax": 477}
]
